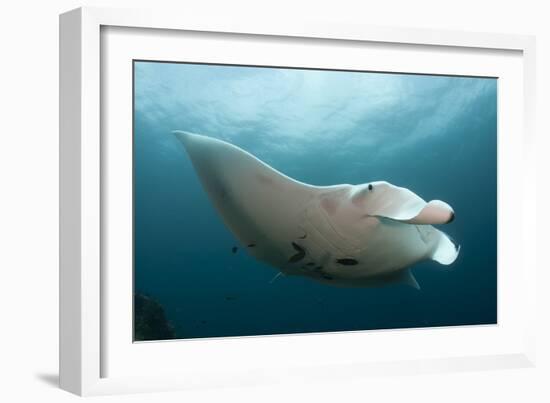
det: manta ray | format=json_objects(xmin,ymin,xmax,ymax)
[{"xmin": 173, "ymin": 131, "xmax": 460, "ymax": 289}]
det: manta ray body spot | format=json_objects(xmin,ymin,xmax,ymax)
[
  {"xmin": 288, "ymin": 252, "xmax": 305, "ymax": 263},
  {"xmin": 368, "ymin": 184, "xmax": 373, "ymax": 190},
  {"xmin": 336, "ymin": 258, "xmax": 359, "ymax": 265},
  {"xmin": 288, "ymin": 242, "xmax": 306, "ymax": 263},
  {"xmin": 218, "ymin": 186, "xmax": 229, "ymax": 200}
]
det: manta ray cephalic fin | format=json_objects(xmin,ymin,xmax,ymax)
[{"xmin": 351, "ymin": 182, "xmax": 455, "ymax": 225}]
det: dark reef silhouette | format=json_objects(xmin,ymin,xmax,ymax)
[{"xmin": 134, "ymin": 292, "xmax": 176, "ymax": 341}]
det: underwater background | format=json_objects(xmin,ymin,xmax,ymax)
[{"xmin": 133, "ymin": 61, "xmax": 497, "ymax": 340}]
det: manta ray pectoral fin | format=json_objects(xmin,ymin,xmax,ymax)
[
  {"xmin": 353, "ymin": 182, "xmax": 455, "ymax": 225},
  {"xmin": 172, "ymin": 130, "xmax": 322, "ymax": 265}
]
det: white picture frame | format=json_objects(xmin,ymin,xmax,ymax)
[{"xmin": 59, "ymin": 6, "xmax": 537, "ymax": 396}]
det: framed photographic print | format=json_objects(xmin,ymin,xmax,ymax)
[
  {"xmin": 133, "ymin": 60, "xmax": 489, "ymax": 340},
  {"xmin": 60, "ymin": 7, "xmax": 537, "ymax": 396}
]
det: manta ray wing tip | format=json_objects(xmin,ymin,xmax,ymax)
[
  {"xmin": 172, "ymin": 130, "xmax": 191, "ymax": 137},
  {"xmin": 172, "ymin": 130, "xmax": 204, "ymax": 146}
]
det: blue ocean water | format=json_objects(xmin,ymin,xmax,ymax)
[{"xmin": 134, "ymin": 61, "xmax": 497, "ymax": 340}]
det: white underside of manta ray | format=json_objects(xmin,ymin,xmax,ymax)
[{"xmin": 173, "ymin": 131, "xmax": 460, "ymax": 290}]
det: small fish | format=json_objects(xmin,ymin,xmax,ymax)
[
  {"xmin": 322, "ymin": 274, "xmax": 334, "ymax": 280},
  {"xmin": 247, "ymin": 243, "xmax": 256, "ymax": 247},
  {"xmin": 336, "ymin": 258, "xmax": 358, "ymax": 265},
  {"xmin": 231, "ymin": 246, "xmax": 238, "ymax": 254},
  {"xmin": 298, "ymin": 233, "xmax": 307, "ymax": 239},
  {"xmin": 305, "ymin": 262, "xmax": 315, "ymax": 266},
  {"xmin": 224, "ymin": 295, "xmax": 238, "ymax": 301}
]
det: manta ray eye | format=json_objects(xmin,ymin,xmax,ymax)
[{"xmin": 368, "ymin": 184, "xmax": 373, "ymax": 191}]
